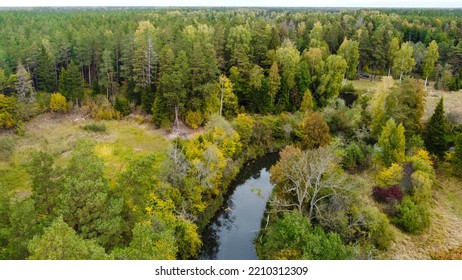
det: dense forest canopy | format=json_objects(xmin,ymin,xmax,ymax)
[
  {"xmin": 1, "ymin": 8, "xmax": 462, "ymax": 121},
  {"xmin": 1, "ymin": 7, "xmax": 462, "ymax": 260}
]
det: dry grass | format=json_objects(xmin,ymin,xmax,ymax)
[
  {"xmin": 380, "ymin": 172, "xmax": 462, "ymax": 260},
  {"xmin": 351, "ymin": 79, "xmax": 462, "ymax": 125},
  {"xmin": 423, "ymin": 84, "xmax": 462, "ymax": 124}
]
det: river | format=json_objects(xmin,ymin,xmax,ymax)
[{"xmin": 199, "ymin": 153, "xmax": 279, "ymax": 260}]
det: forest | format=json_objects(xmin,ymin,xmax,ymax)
[{"xmin": 1, "ymin": 7, "xmax": 462, "ymax": 260}]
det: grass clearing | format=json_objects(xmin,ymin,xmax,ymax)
[{"xmin": 0, "ymin": 112, "xmax": 169, "ymax": 190}]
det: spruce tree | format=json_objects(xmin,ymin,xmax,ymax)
[
  {"xmin": 424, "ymin": 98, "xmax": 447, "ymax": 158},
  {"xmin": 453, "ymin": 133, "xmax": 462, "ymax": 177}
]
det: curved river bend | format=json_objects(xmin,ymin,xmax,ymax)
[{"xmin": 199, "ymin": 153, "xmax": 279, "ymax": 260}]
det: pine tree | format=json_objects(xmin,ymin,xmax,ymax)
[
  {"xmin": 36, "ymin": 45, "xmax": 56, "ymax": 93},
  {"xmin": 54, "ymin": 139, "xmax": 123, "ymax": 247},
  {"xmin": 59, "ymin": 63, "xmax": 84, "ymax": 106},
  {"xmin": 28, "ymin": 217, "xmax": 108, "ymax": 260},
  {"xmin": 424, "ymin": 98, "xmax": 447, "ymax": 158}
]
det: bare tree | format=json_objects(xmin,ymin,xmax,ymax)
[{"xmin": 270, "ymin": 146, "xmax": 346, "ymax": 219}]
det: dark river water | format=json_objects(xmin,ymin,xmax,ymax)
[{"xmin": 199, "ymin": 153, "xmax": 279, "ymax": 260}]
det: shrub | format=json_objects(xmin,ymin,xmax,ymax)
[
  {"xmin": 260, "ymin": 211, "xmax": 353, "ymax": 260},
  {"xmin": 372, "ymin": 185, "xmax": 404, "ymax": 204},
  {"xmin": 375, "ymin": 163, "xmax": 403, "ymax": 187},
  {"xmin": 185, "ymin": 110, "xmax": 204, "ymax": 129},
  {"xmin": 0, "ymin": 94, "xmax": 18, "ymax": 129},
  {"xmin": 50, "ymin": 93, "xmax": 68, "ymax": 113},
  {"xmin": 114, "ymin": 96, "xmax": 131, "ymax": 117},
  {"xmin": 342, "ymin": 143, "xmax": 365, "ymax": 171},
  {"xmin": 362, "ymin": 206, "xmax": 395, "ymax": 250},
  {"xmin": 396, "ymin": 197, "xmax": 430, "ymax": 234},
  {"xmin": 82, "ymin": 123, "xmax": 107, "ymax": 133},
  {"xmin": 0, "ymin": 135, "xmax": 16, "ymax": 161},
  {"xmin": 35, "ymin": 92, "xmax": 51, "ymax": 113},
  {"xmin": 410, "ymin": 170, "xmax": 432, "ymax": 205}
]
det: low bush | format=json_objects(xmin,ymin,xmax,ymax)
[
  {"xmin": 342, "ymin": 143, "xmax": 365, "ymax": 171},
  {"xmin": 50, "ymin": 93, "xmax": 69, "ymax": 113},
  {"xmin": 372, "ymin": 185, "xmax": 404, "ymax": 204},
  {"xmin": 185, "ymin": 110, "xmax": 203, "ymax": 129},
  {"xmin": 395, "ymin": 197, "xmax": 430, "ymax": 234},
  {"xmin": 0, "ymin": 135, "xmax": 16, "ymax": 161},
  {"xmin": 81, "ymin": 123, "xmax": 107, "ymax": 133}
]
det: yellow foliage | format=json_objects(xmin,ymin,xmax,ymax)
[
  {"xmin": 416, "ymin": 149, "xmax": 433, "ymax": 166},
  {"xmin": 50, "ymin": 93, "xmax": 68, "ymax": 113},
  {"xmin": 185, "ymin": 110, "xmax": 203, "ymax": 129},
  {"xmin": 375, "ymin": 163, "xmax": 403, "ymax": 187}
]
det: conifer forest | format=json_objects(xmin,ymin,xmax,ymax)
[{"xmin": 1, "ymin": 7, "xmax": 462, "ymax": 260}]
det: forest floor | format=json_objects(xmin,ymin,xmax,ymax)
[{"xmin": 0, "ymin": 112, "xmax": 169, "ymax": 193}]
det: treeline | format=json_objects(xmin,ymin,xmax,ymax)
[{"xmin": 1, "ymin": 8, "xmax": 462, "ymax": 131}]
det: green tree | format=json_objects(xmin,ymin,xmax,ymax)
[
  {"xmin": 423, "ymin": 40, "xmax": 439, "ymax": 87},
  {"xmin": 275, "ymin": 39, "xmax": 300, "ymax": 110},
  {"xmin": 369, "ymin": 76, "xmax": 394, "ymax": 139},
  {"xmin": 376, "ymin": 119, "xmax": 406, "ymax": 167},
  {"xmin": 29, "ymin": 151, "xmax": 60, "ymax": 218},
  {"xmin": 387, "ymin": 37, "xmax": 400, "ymax": 76},
  {"xmin": 260, "ymin": 211, "xmax": 352, "ymax": 260},
  {"xmin": 0, "ymin": 68, "xmax": 7, "ymax": 93},
  {"xmin": 308, "ymin": 21, "xmax": 329, "ymax": 55},
  {"xmin": 385, "ymin": 77, "xmax": 427, "ymax": 137},
  {"xmin": 99, "ymin": 49, "xmax": 115, "ymax": 100},
  {"xmin": 316, "ymin": 55, "xmax": 347, "ymax": 106},
  {"xmin": 393, "ymin": 42, "xmax": 416, "ymax": 81},
  {"xmin": 424, "ymin": 98, "xmax": 447, "ymax": 158},
  {"xmin": 453, "ymin": 133, "xmax": 462, "ymax": 177},
  {"xmin": 337, "ymin": 37, "xmax": 359, "ymax": 80},
  {"xmin": 59, "ymin": 63, "xmax": 84, "ymax": 106},
  {"xmin": 28, "ymin": 217, "xmax": 108, "ymax": 260},
  {"xmin": 268, "ymin": 62, "xmax": 281, "ymax": 110},
  {"xmin": 2, "ymin": 197, "xmax": 41, "ymax": 259},
  {"xmin": 36, "ymin": 44, "xmax": 56, "ymax": 92},
  {"xmin": 55, "ymin": 139, "xmax": 123, "ymax": 248},
  {"xmin": 113, "ymin": 222, "xmax": 177, "ymax": 260}
]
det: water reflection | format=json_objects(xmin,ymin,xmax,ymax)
[{"xmin": 199, "ymin": 153, "xmax": 279, "ymax": 260}]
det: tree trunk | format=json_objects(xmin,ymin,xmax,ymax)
[{"xmin": 425, "ymin": 76, "xmax": 428, "ymax": 88}]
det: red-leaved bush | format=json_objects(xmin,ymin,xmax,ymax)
[{"xmin": 372, "ymin": 185, "xmax": 404, "ymax": 203}]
